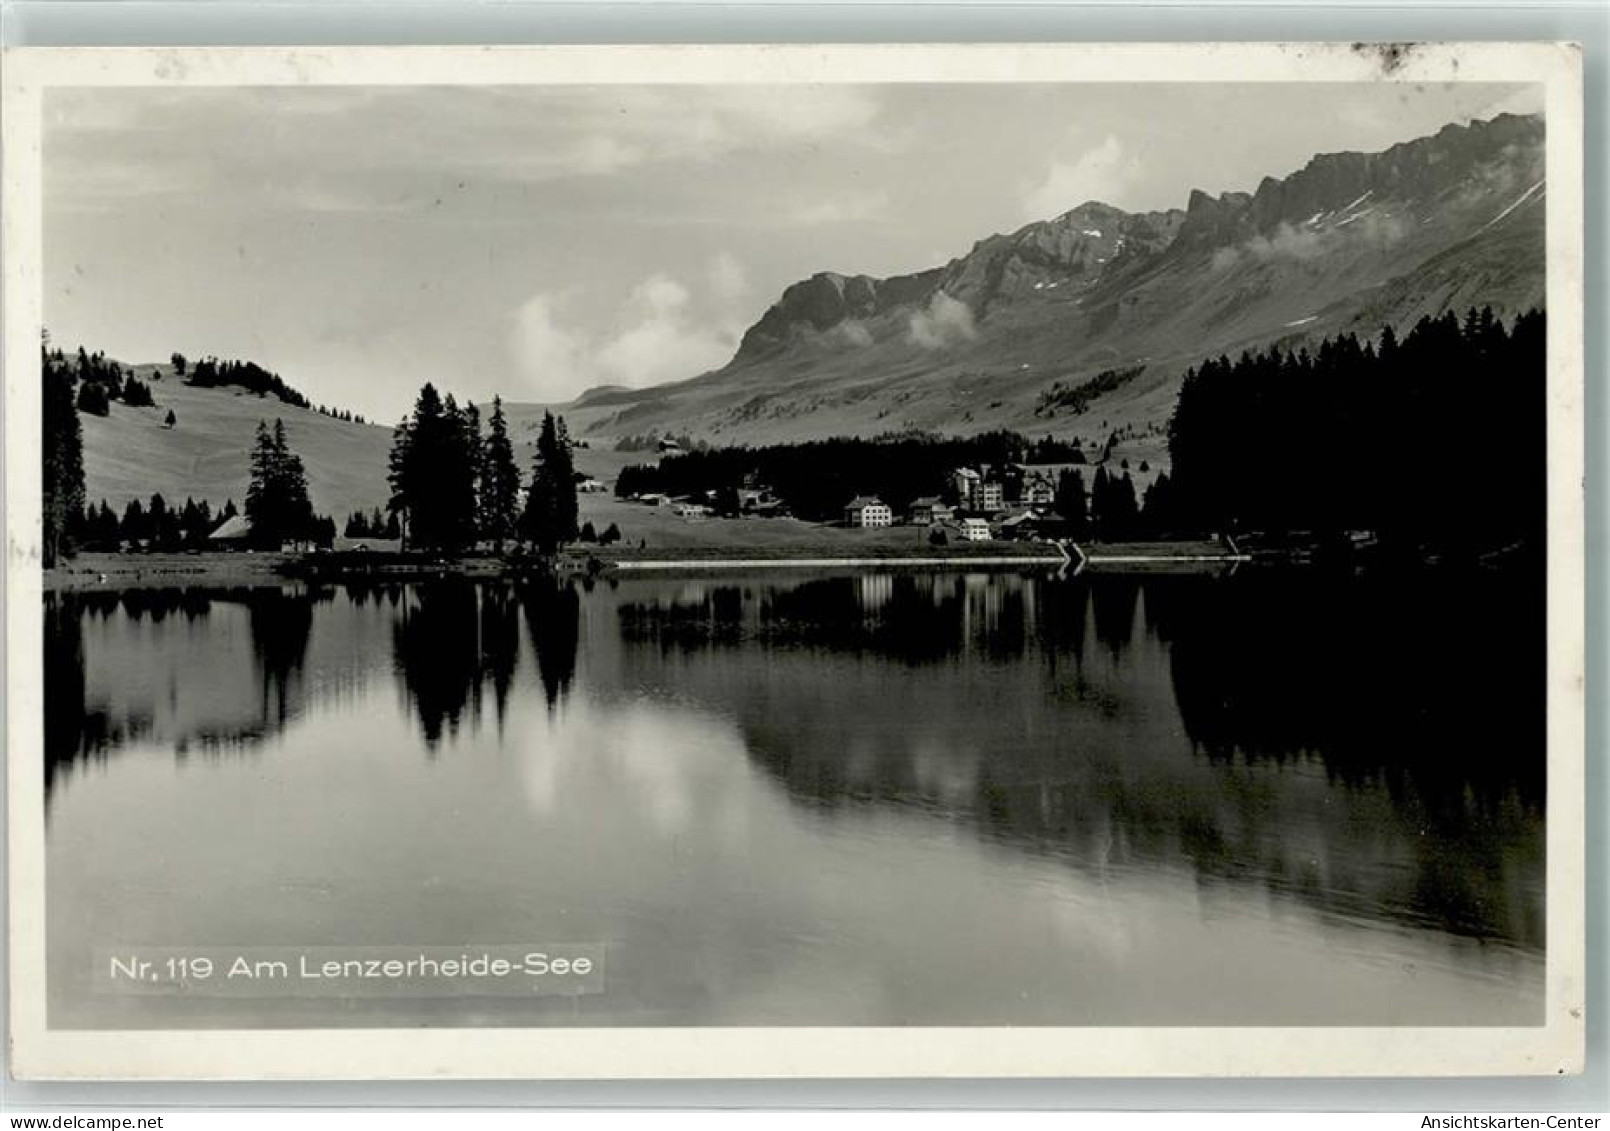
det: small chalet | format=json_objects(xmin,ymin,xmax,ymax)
[{"xmin": 208, "ymin": 514, "xmax": 253, "ymax": 549}]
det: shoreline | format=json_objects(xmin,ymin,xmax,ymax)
[
  {"xmin": 40, "ymin": 540, "xmax": 1263, "ymax": 591},
  {"xmin": 610, "ymin": 554, "xmax": 1065, "ymax": 571}
]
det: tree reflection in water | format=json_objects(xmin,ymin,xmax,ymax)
[
  {"xmin": 390, "ymin": 576, "xmax": 580, "ymax": 747},
  {"xmin": 610, "ymin": 566, "xmax": 1545, "ymax": 949},
  {"xmin": 42, "ymin": 567, "xmax": 1544, "ymax": 952}
]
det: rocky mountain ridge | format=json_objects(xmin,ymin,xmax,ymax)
[{"xmin": 552, "ymin": 112, "xmax": 1546, "ymax": 455}]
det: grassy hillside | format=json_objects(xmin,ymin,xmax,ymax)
[{"xmin": 80, "ymin": 370, "xmax": 395, "ymax": 519}]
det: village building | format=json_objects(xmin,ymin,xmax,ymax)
[
  {"xmin": 958, "ymin": 517, "xmax": 993, "ymax": 542},
  {"xmin": 1021, "ymin": 473, "xmax": 1057, "ymax": 507},
  {"xmin": 844, "ymin": 496, "xmax": 893, "ymax": 528},
  {"xmin": 577, "ymin": 477, "xmax": 607, "ymax": 494},
  {"xmin": 967, "ymin": 479, "xmax": 1005, "ymax": 514},
  {"xmin": 906, "ymin": 496, "xmax": 954, "ymax": 526},
  {"xmin": 208, "ymin": 513, "xmax": 253, "ymax": 550}
]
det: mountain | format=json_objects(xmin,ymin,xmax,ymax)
[{"xmin": 541, "ymin": 113, "xmax": 1546, "ymax": 458}]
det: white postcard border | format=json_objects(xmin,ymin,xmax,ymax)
[{"xmin": 2, "ymin": 41, "xmax": 1586, "ymax": 1080}]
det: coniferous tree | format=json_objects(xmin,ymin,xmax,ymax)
[
  {"xmin": 42, "ymin": 344, "xmax": 85, "ymax": 567},
  {"xmin": 121, "ymin": 374, "xmax": 155, "ymax": 407},
  {"xmin": 1109, "ymin": 473, "xmax": 1139, "ymax": 539},
  {"xmin": 1089, "ymin": 466, "xmax": 1111, "ymax": 541},
  {"xmin": 86, "ymin": 500, "xmax": 120, "ymax": 548},
  {"xmin": 1054, "ymin": 468, "xmax": 1088, "ymax": 538},
  {"xmin": 479, "ymin": 396, "xmax": 523, "ymax": 552},
  {"xmin": 75, "ymin": 381, "xmax": 110, "ymax": 417},
  {"xmin": 520, "ymin": 412, "xmax": 579, "ymax": 556},
  {"xmin": 1140, "ymin": 472, "xmax": 1175, "ymax": 537},
  {"xmin": 245, "ymin": 419, "xmax": 314, "ymax": 547},
  {"xmin": 387, "ymin": 383, "xmax": 481, "ymax": 554},
  {"xmin": 120, "ymin": 499, "xmax": 149, "ymax": 543}
]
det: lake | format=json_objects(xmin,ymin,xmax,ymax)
[{"xmin": 43, "ymin": 566, "xmax": 1545, "ymax": 1028}]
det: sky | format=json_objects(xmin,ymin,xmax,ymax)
[{"xmin": 44, "ymin": 81, "xmax": 1539, "ymax": 422}]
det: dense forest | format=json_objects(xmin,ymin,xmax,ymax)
[
  {"xmin": 73, "ymin": 496, "xmax": 240, "ymax": 551},
  {"xmin": 1165, "ymin": 307, "xmax": 1545, "ymax": 554}
]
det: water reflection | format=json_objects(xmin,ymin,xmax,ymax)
[
  {"xmin": 521, "ymin": 577, "xmax": 579, "ymax": 712},
  {"xmin": 607, "ymin": 569, "xmax": 1544, "ymax": 950},
  {"xmin": 42, "ymin": 566, "xmax": 1546, "ymax": 1026},
  {"xmin": 388, "ymin": 578, "xmax": 581, "ymax": 749}
]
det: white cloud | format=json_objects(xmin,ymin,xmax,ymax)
[
  {"xmin": 595, "ymin": 275, "xmax": 734, "ymax": 387},
  {"xmin": 1211, "ymin": 212, "xmax": 1408, "ymax": 271},
  {"xmin": 512, "ymin": 295, "xmax": 591, "ymax": 402},
  {"xmin": 512, "ymin": 261, "xmax": 753, "ymax": 401},
  {"xmin": 1020, "ymin": 135, "xmax": 1142, "ymax": 221},
  {"xmin": 907, "ymin": 292, "xmax": 975, "ymax": 350},
  {"xmin": 837, "ymin": 321, "xmax": 874, "ymax": 348}
]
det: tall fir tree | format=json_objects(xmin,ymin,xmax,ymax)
[
  {"xmin": 387, "ymin": 383, "xmax": 482, "ymax": 554},
  {"xmin": 245, "ymin": 419, "xmax": 314, "ymax": 547},
  {"xmin": 42, "ymin": 344, "xmax": 85, "ymax": 567},
  {"xmin": 521, "ymin": 411, "xmax": 579, "ymax": 556},
  {"xmin": 479, "ymin": 396, "xmax": 523, "ymax": 552},
  {"xmin": 1054, "ymin": 468, "xmax": 1088, "ymax": 538}
]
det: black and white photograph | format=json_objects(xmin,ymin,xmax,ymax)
[{"xmin": 3, "ymin": 43, "xmax": 1586, "ymax": 1079}]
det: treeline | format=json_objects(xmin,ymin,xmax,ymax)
[
  {"xmin": 387, "ymin": 384, "xmax": 580, "ymax": 555},
  {"xmin": 71, "ymin": 497, "xmax": 239, "ymax": 551},
  {"xmin": 615, "ymin": 430, "xmax": 1090, "ymax": 522},
  {"xmin": 177, "ymin": 353, "xmax": 310, "ymax": 409},
  {"xmin": 1166, "ymin": 307, "xmax": 1545, "ymax": 552},
  {"xmin": 44, "ymin": 346, "xmax": 157, "ymax": 419},
  {"xmin": 170, "ymin": 351, "xmax": 367, "ymax": 422},
  {"xmin": 1045, "ymin": 464, "xmax": 1162, "ymax": 541},
  {"xmin": 343, "ymin": 507, "xmax": 402, "ymax": 540}
]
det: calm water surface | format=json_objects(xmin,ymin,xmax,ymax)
[{"xmin": 44, "ymin": 567, "xmax": 1545, "ymax": 1027}]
